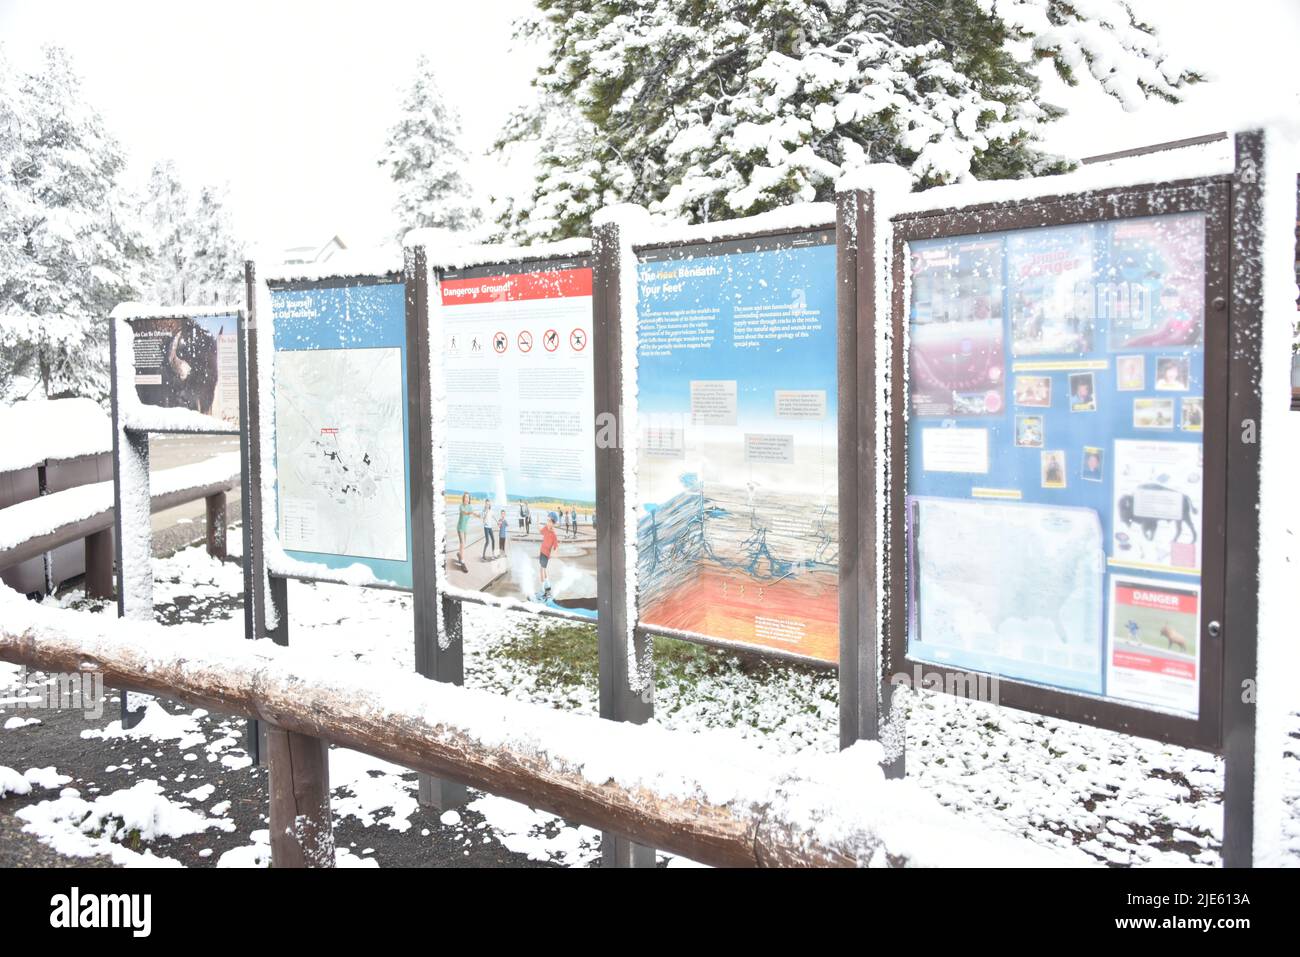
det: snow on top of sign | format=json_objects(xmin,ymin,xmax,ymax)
[
  {"xmin": 110, "ymin": 302, "xmax": 241, "ymax": 321},
  {"xmin": 0, "ymin": 585, "xmax": 1086, "ymax": 867},
  {"xmin": 404, "ymin": 230, "xmax": 592, "ymax": 270},
  {"xmin": 258, "ymin": 247, "xmax": 404, "ymax": 285},
  {"xmin": 111, "ymin": 318, "xmax": 238, "ymax": 436},
  {"xmin": 835, "ymin": 162, "xmax": 915, "ymax": 200},
  {"xmin": 892, "ymin": 138, "xmax": 1234, "ymax": 216},
  {"xmin": 631, "ymin": 202, "xmax": 837, "ymax": 248},
  {"xmin": 0, "ymin": 398, "xmax": 111, "ymax": 473}
]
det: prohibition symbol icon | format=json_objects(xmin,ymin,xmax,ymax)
[
  {"xmin": 570, "ymin": 327, "xmax": 587, "ymax": 351},
  {"xmin": 493, "ymin": 331, "xmax": 508, "ymax": 354},
  {"xmin": 543, "ymin": 328, "xmax": 560, "ymax": 352},
  {"xmin": 517, "ymin": 330, "xmax": 533, "ymax": 353}
]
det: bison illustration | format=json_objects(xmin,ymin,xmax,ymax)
[{"xmin": 1117, "ymin": 484, "xmax": 1198, "ymax": 543}]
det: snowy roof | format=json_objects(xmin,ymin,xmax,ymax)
[
  {"xmin": 260, "ymin": 246, "xmax": 403, "ymax": 285},
  {"xmin": 0, "ymin": 398, "xmax": 112, "ymax": 473},
  {"xmin": 281, "ymin": 235, "xmax": 349, "ymax": 265}
]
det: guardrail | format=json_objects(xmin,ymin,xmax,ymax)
[
  {"xmin": 0, "ymin": 455, "xmax": 240, "ymax": 599},
  {"xmin": 0, "ymin": 599, "xmax": 1066, "ymax": 868}
]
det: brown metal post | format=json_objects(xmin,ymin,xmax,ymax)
[
  {"xmin": 836, "ymin": 189, "xmax": 899, "ymax": 776},
  {"xmin": 406, "ymin": 245, "xmax": 468, "ymax": 810},
  {"xmin": 592, "ymin": 217, "xmax": 656, "ymax": 868},
  {"xmin": 84, "ymin": 528, "xmax": 114, "ymax": 600},
  {"xmin": 266, "ymin": 724, "xmax": 335, "ymax": 867},
  {"xmin": 205, "ymin": 491, "xmax": 227, "ymax": 560},
  {"xmin": 245, "ymin": 261, "xmax": 270, "ymax": 647},
  {"xmin": 1221, "ymin": 130, "xmax": 1266, "ymax": 868}
]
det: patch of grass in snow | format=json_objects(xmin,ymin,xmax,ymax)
[{"xmin": 490, "ymin": 619, "xmax": 825, "ymax": 697}]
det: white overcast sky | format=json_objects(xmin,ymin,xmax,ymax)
[{"xmin": 0, "ymin": 0, "xmax": 1297, "ymax": 254}]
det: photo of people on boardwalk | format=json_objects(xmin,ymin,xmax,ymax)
[{"xmin": 443, "ymin": 489, "xmax": 597, "ymax": 615}]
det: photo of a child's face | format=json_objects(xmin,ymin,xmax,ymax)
[
  {"xmin": 1155, "ymin": 356, "xmax": 1190, "ymax": 391},
  {"xmin": 1082, "ymin": 447, "xmax": 1104, "ymax": 482},
  {"xmin": 1068, "ymin": 372, "xmax": 1096, "ymax": 412}
]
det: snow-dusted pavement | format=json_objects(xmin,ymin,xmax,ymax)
[{"xmin": 2, "ymin": 498, "xmax": 1297, "ymax": 867}]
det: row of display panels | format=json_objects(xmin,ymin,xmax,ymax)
[{"xmin": 126, "ymin": 202, "xmax": 1215, "ymax": 731}]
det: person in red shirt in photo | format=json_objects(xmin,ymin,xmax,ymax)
[{"xmin": 538, "ymin": 511, "xmax": 559, "ymax": 597}]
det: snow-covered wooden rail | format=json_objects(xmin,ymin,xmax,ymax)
[
  {"xmin": 0, "ymin": 595, "xmax": 1073, "ymax": 868},
  {"xmin": 0, "ymin": 453, "xmax": 240, "ymax": 596}
]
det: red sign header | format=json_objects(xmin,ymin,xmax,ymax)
[
  {"xmin": 1115, "ymin": 585, "xmax": 1198, "ymax": 616},
  {"xmin": 440, "ymin": 267, "xmax": 592, "ymax": 306}
]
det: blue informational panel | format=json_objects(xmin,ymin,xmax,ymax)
[
  {"xmin": 268, "ymin": 279, "xmax": 413, "ymax": 588},
  {"xmin": 635, "ymin": 231, "xmax": 839, "ymax": 663},
  {"xmin": 906, "ymin": 212, "xmax": 1207, "ymax": 715}
]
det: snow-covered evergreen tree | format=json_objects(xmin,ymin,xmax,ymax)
[
  {"xmin": 499, "ymin": 0, "xmax": 1201, "ymax": 240},
  {"xmin": 188, "ymin": 185, "xmax": 244, "ymax": 304},
  {"xmin": 0, "ymin": 46, "xmax": 145, "ymax": 402},
  {"xmin": 139, "ymin": 161, "xmax": 192, "ymax": 304},
  {"xmin": 137, "ymin": 163, "xmax": 244, "ymax": 305},
  {"xmin": 379, "ymin": 56, "xmax": 480, "ymax": 235}
]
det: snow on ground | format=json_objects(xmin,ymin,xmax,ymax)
[
  {"xmin": 14, "ymin": 779, "xmax": 233, "ymax": 867},
  {"xmin": 3, "ymin": 417, "xmax": 1298, "ymax": 866}
]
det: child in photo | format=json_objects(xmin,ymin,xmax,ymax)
[
  {"xmin": 1116, "ymin": 355, "xmax": 1144, "ymax": 391},
  {"xmin": 1155, "ymin": 356, "xmax": 1190, "ymax": 391},
  {"xmin": 1081, "ymin": 446, "xmax": 1104, "ymax": 482},
  {"xmin": 1069, "ymin": 372, "xmax": 1096, "ymax": 412},
  {"xmin": 1041, "ymin": 450, "xmax": 1066, "ymax": 488},
  {"xmin": 1181, "ymin": 396, "xmax": 1204, "ymax": 431},
  {"xmin": 1015, "ymin": 415, "xmax": 1044, "ymax": 448}
]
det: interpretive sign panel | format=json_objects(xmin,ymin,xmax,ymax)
[
  {"xmin": 903, "ymin": 209, "xmax": 1213, "ymax": 718},
  {"xmin": 438, "ymin": 256, "xmax": 597, "ymax": 616},
  {"xmin": 268, "ymin": 277, "xmax": 413, "ymax": 588},
  {"xmin": 635, "ymin": 230, "xmax": 838, "ymax": 663},
  {"xmin": 129, "ymin": 313, "xmax": 241, "ymax": 427}
]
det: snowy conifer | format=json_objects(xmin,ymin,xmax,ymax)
[
  {"xmin": 500, "ymin": 0, "xmax": 1201, "ymax": 239},
  {"xmin": 137, "ymin": 164, "xmax": 244, "ymax": 305},
  {"xmin": 0, "ymin": 46, "xmax": 145, "ymax": 402},
  {"xmin": 380, "ymin": 57, "xmax": 480, "ymax": 235}
]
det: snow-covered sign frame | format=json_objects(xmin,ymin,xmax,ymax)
[
  {"xmin": 107, "ymin": 304, "xmax": 250, "ymax": 727},
  {"xmin": 416, "ymin": 237, "xmax": 597, "ymax": 626},
  {"xmin": 886, "ymin": 173, "xmax": 1231, "ymax": 753},
  {"xmin": 878, "ymin": 130, "xmax": 1291, "ymax": 867},
  {"xmin": 628, "ymin": 219, "xmax": 841, "ymax": 669},
  {"xmin": 247, "ymin": 262, "xmax": 412, "ymax": 595}
]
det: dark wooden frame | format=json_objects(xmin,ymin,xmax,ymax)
[
  {"xmin": 109, "ymin": 306, "xmax": 248, "ymax": 729},
  {"xmin": 886, "ymin": 175, "xmax": 1233, "ymax": 753}
]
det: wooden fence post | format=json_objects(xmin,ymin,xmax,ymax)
[
  {"xmin": 83, "ymin": 528, "xmax": 114, "ymax": 601},
  {"xmin": 205, "ymin": 491, "xmax": 227, "ymax": 560},
  {"xmin": 266, "ymin": 725, "xmax": 335, "ymax": 868}
]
